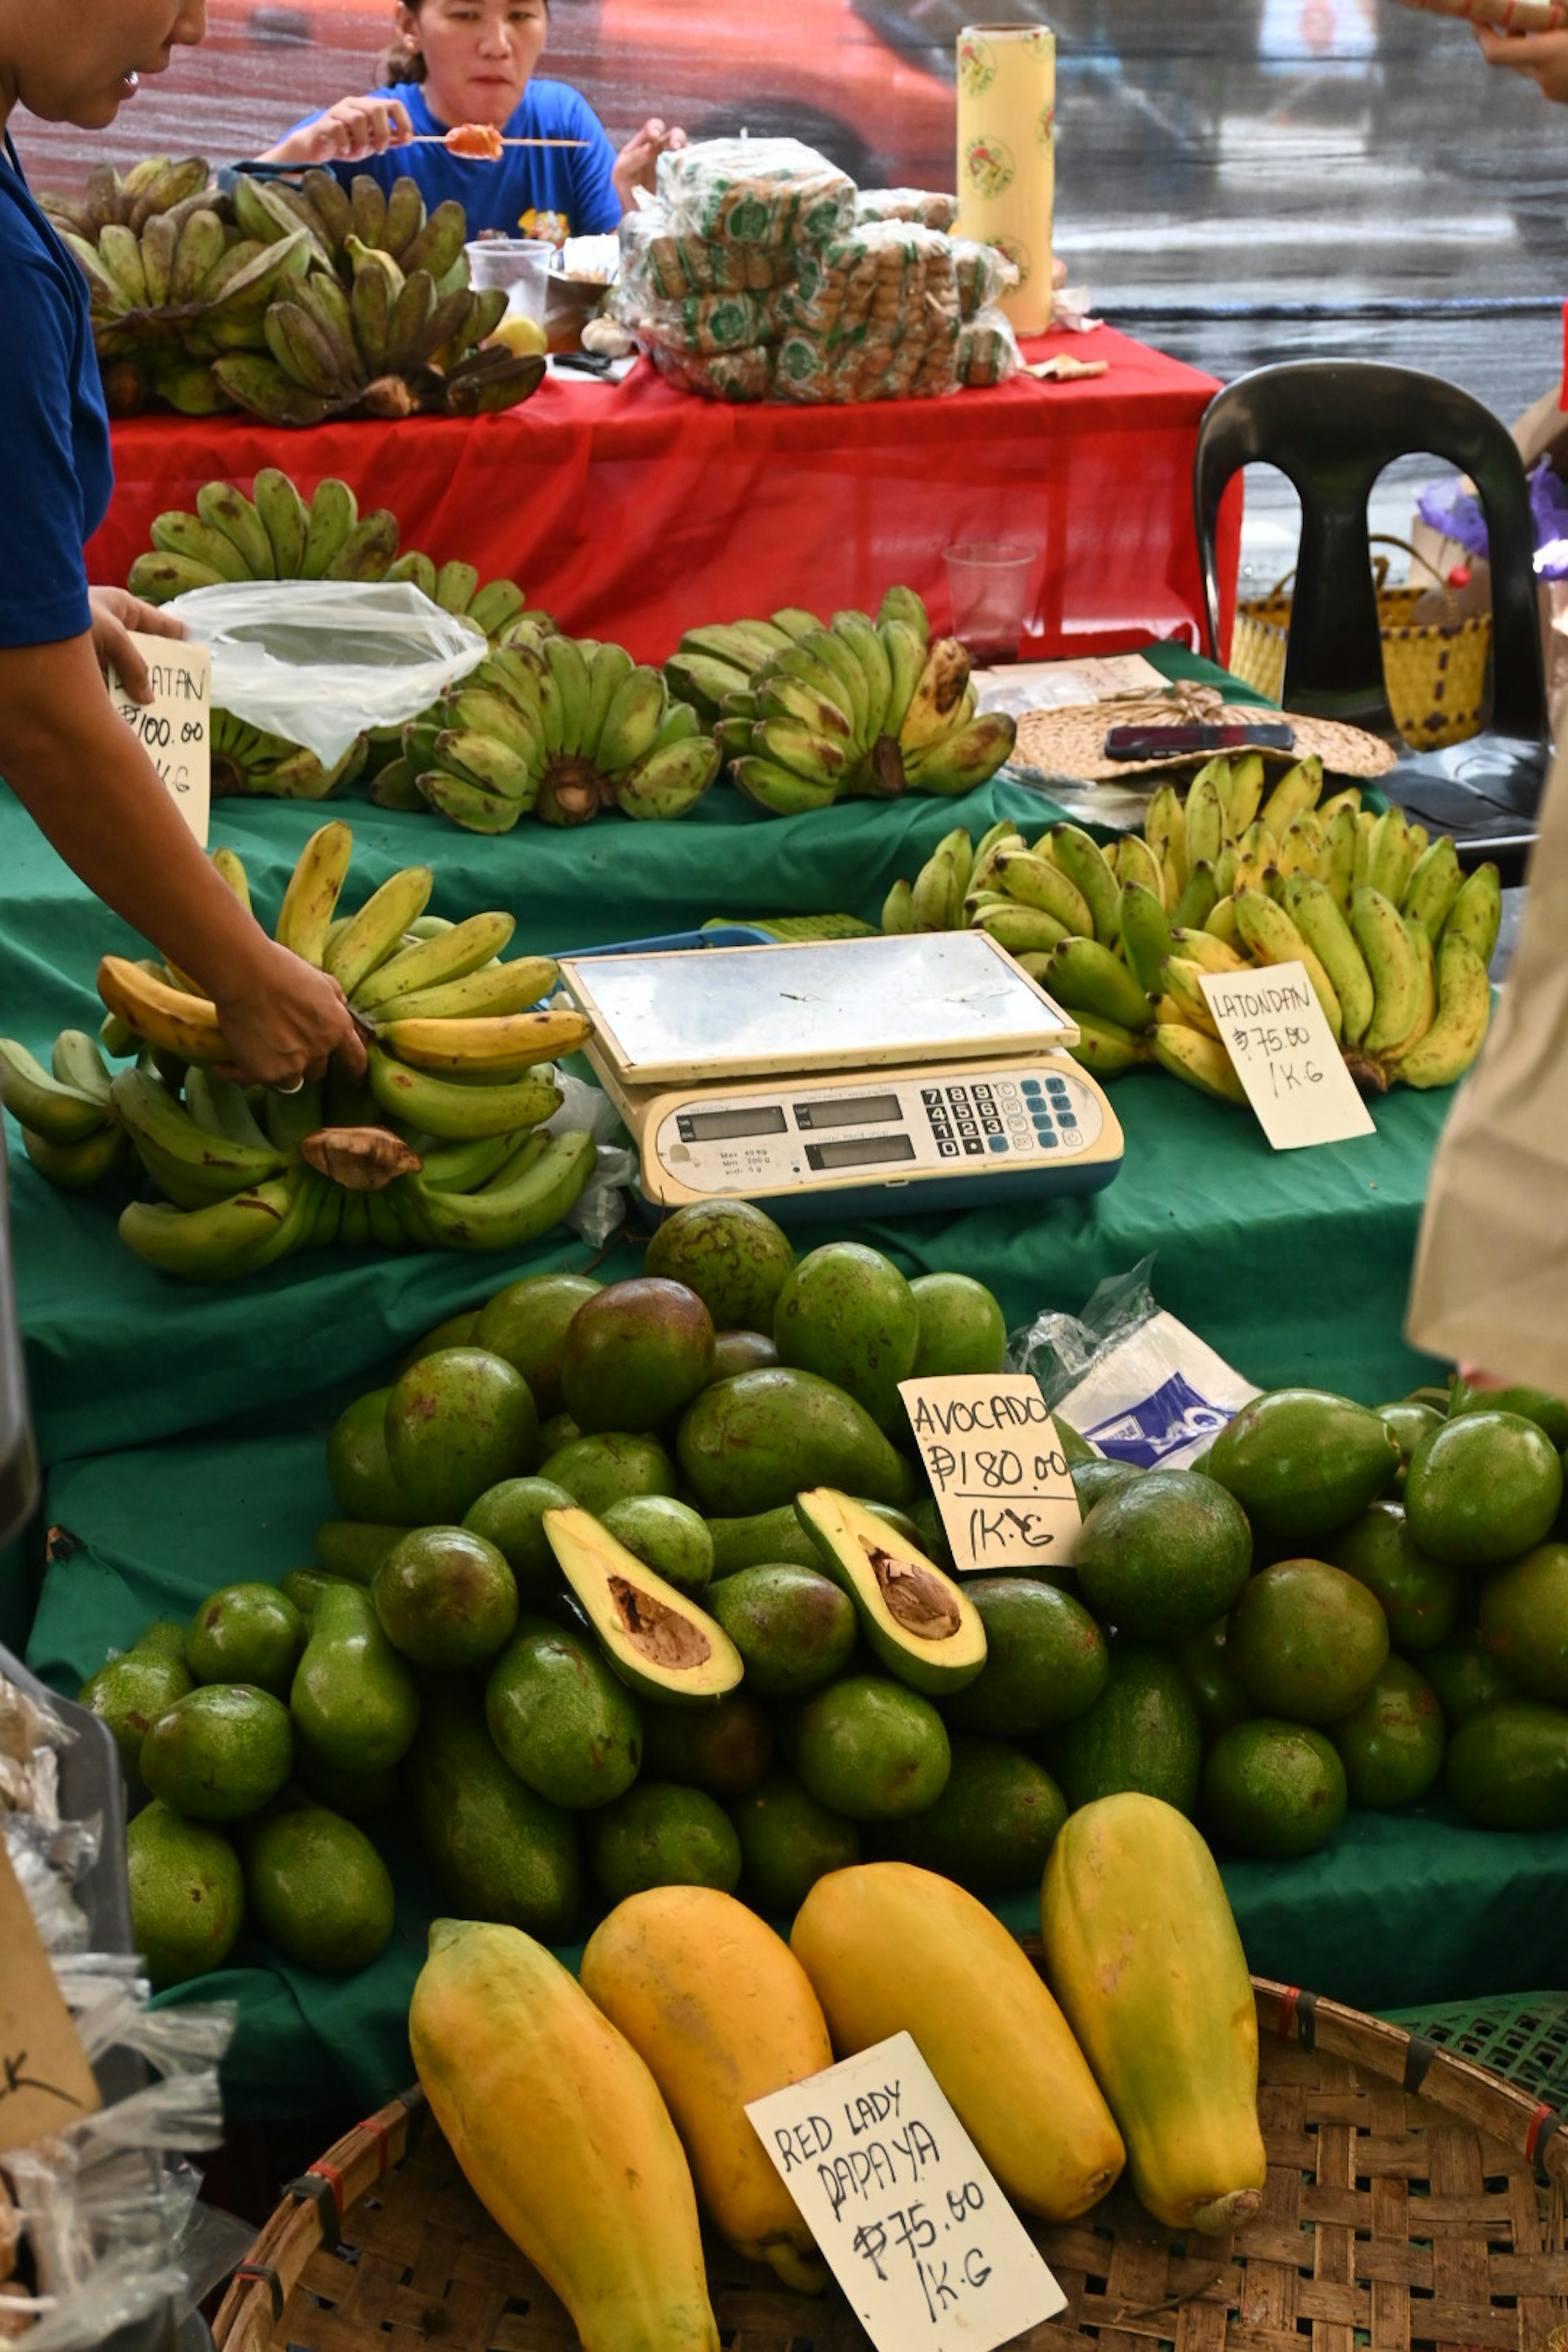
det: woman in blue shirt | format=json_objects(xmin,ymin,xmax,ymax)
[
  {"xmin": 0, "ymin": 0, "xmax": 365, "ymax": 1091},
  {"xmin": 258, "ymin": 0, "xmax": 684, "ymax": 240}
]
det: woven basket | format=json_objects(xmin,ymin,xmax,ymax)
[
  {"xmin": 212, "ymin": 1960, "xmax": 1568, "ymax": 2352},
  {"xmin": 1230, "ymin": 540, "xmax": 1490, "ymax": 754}
]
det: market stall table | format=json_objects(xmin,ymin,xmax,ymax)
[{"xmin": 86, "ymin": 327, "xmax": 1241, "ymax": 666}]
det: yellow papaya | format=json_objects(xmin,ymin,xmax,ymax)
[
  {"xmin": 790, "ymin": 1861, "xmax": 1124, "ymax": 2221},
  {"xmin": 410, "ymin": 1919, "xmax": 720, "ymax": 2352},
  {"xmin": 1040, "ymin": 1792, "xmax": 1267, "ymax": 2234},
  {"xmin": 581, "ymin": 1886, "xmax": 833, "ymax": 2294}
]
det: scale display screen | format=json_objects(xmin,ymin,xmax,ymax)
[
  {"xmin": 795, "ymin": 1092, "xmax": 901, "ymax": 1131},
  {"xmin": 806, "ymin": 1134, "xmax": 919, "ymax": 1171},
  {"xmin": 678, "ymin": 1104, "xmax": 789, "ymax": 1142}
]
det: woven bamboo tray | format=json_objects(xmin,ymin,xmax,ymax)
[{"xmin": 213, "ymin": 1962, "xmax": 1568, "ymax": 2352}]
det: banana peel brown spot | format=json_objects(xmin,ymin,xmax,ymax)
[
  {"xmin": 300, "ymin": 1125, "xmax": 423, "ymax": 1190},
  {"xmin": 608, "ymin": 1575, "xmax": 712, "ymax": 1669},
  {"xmin": 863, "ymin": 1540, "xmax": 961, "ymax": 1640}
]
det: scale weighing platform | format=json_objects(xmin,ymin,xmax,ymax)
[{"xmin": 557, "ymin": 931, "xmax": 1125, "ymax": 1221}]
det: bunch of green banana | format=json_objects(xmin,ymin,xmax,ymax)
[
  {"xmin": 40, "ymin": 156, "xmax": 212, "ymax": 243},
  {"xmin": 0, "ymin": 1032, "xmax": 134, "ymax": 1190},
  {"xmin": 666, "ymin": 585, "xmax": 1016, "ymax": 813},
  {"xmin": 401, "ymin": 617, "xmax": 721, "ymax": 832}
]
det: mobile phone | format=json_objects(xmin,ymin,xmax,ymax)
[{"xmin": 1103, "ymin": 721, "xmax": 1296, "ymax": 759}]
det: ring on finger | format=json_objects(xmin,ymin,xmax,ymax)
[{"xmin": 272, "ymin": 1075, "xmax": 305, "ymax": 1097}]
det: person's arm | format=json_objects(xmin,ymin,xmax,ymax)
[
  {"xmin": 1474, "ymin": 24, "xmax": 1568, "ymax": 102},
  {"xmin": 257, "ymin": 92, "xmax": 414, "ymax": 168},
  {"xmin": 0, "ymin": 627, "xmax": 365, "ymax": 1090}
]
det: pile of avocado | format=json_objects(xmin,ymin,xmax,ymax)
[{"xmin": 77, "ymin": 1193, "xmax": 1568, "ymax": 1990}]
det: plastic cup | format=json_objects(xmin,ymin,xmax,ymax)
[
  {"xmin": 943, "ymin": 541, "xmax": 1036, "ymax": 664},
  {"xmin": 462, "ymin": 237, "xmax": 552, "ymax": 326}
]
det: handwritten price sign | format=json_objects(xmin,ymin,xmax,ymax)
[
  {"xmin": 1198, "ymin": 961, "xmax": 1374, "ymax": 1152},
  {"xmin": 0, "ymin": 1840, "xmax": 98, "ymax": 2157},
  {"xmin": 746, "ymin": 2033, "xmax": 1064, "ymax": 2351},
  {"xmin": 108, "ymin": 633, "xmax": 211, "ymax": 845},
  {"xmin": 898, "ymin": 1372, "xmax": 1081, "ymax": 1574}
]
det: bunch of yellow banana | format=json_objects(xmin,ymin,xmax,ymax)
[
  {"xmin": 665, "ymin": 586, "xmax": 1016, "ymax": 814},
  {"xmin": 883, "ymin": 757, "xmax": 1500, "ymax": 1103},
  {"xmin": 4, "ymin": 827, "xmax": 599, "ymax": 1276},
  {"xmin": 399, "ymin": 618, "xmax": 722, "ymax": 833}
]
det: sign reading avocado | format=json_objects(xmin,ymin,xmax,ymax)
[
  {"xmin": 900, "ymin": 1372, "xmax": 1081, "ymax": 1574},
  {"xmin": 107, "ymin": 632, "xmax": 211, "ymax": 845},
  {"xmin": 746, "ymin": 2030, "xmax": 1065, "ymax": 2351},
  {"xmin": 1197, "ymin": 960, "xmax": 1376, "ymax": 1151}
]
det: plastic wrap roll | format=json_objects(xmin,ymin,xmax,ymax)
[{"xmin": 955, "ymin": 23, "xmax": 1055, "ymax": 335}]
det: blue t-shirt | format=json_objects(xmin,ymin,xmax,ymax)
[
  {"xmin": 0, "ymin": 141, "xmax": 112, "ymax": 648},
  {"xmin": 290, "ymin": 78, "xmax": 621, "ymax": 239}
]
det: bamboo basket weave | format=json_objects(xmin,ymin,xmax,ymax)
[
  {"xmin": 212, "ymin": 1962, "xmax": 1568, "ymax": 2352},
  {"xmin": 1230, "ymin": 541, "xmax": 1490, "ymax": 753}
]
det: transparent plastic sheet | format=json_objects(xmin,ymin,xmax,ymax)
[
  {"xmin": 545, "ymin": 1071, "xmax": 636, "ymax": 1247},
  {"xmin": 167, "ymin": 579, "xmax": 489, "ymax": 766},
  {"xmin": 1008, "ymin": 1258, "xmax": 1260, "ymax": 1470},
  {"xmin": 1, "ymin": 1825, "xmax": 89, "ymax": 1956}
]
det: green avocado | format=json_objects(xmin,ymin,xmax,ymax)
[
  {"xmin": 539, "ymin": 1430, "xmax": 679, "ymax": 1516},
  {"xmin": 384, "ymin": 1347, "xmax": 539, "ymax": 1523},
  {"xmin": 485, "ymin": 1614, "xmax": 643, "ymax": 1809},
  {"xmin": 462, "ymin": 1476, "xmax": 577, "ymax": 1606},
  {"xmin": 185, "ymin": 1584, "xmax": 306, "ymax": 1700},
  {"xmin": 1405, "ymin": 1412, "xmax": 1565, "ymax": 1568},
  {"xmin": 1201, "ymin": 1719, "xmax": 1347, "ymax": 1856},
  {"xmin": 706, "ymin": 1563, "xmax": 857, "ymax": 1698},
  {"xmin": 711, "ymin": 1330, "xmax": 780, "ymax": 1381},
  {"xmin": 78, "ymin": 1645, "xmax": 193, "ymax": 1781},
  {"xmin": 127, "ymin": 1802, "xmax": 245, "ymax": 1987},
  {"xmin": 1042, "ymin": 1640, "xmax": 1202, "ymax": 1817},
  {"xmin": 325, "ymin": 1386, "xmax": 420, "ymax": 1525},
  {"xmin": 1170, "ymin": 1615, "xmax": 1255, "ymax": 1742},
  {"xmin": 411, "ymin": 1683, "xmax": 580, "ymax": 1938},
  {"xmin": 1479, "ymin": 1542, "xmax": 1568, "ymax": 1702},
  {"xmin": 907, "ymin": 1272, "xmax": 1009, "ymax": 1379},
  {"xmin": 1423, "ymin": 1627, "xmax": 1519, "ymax": 1731},
  {"xmin": 290, "ymin": 1582, "xmax": 421, "ymax": 1776},
  {"xmin": 131, "ymin": 1619, "xmax": 191, "ymax": 1662},
  {"xmin": 1375, "ymin": 1401, "xmax": 1443, "ymax": 1492},
  {"xmin": 794, "ymin": 1488, "xmax": 986, "ymax": 1696},
  {"xmin": 543, "ymin": 1504, "xmax": 744, "ymax": 1705},
  {"xmin": 773, "ymin": 1242, "xmax": 920, "ymax": 1432},
  {"xmin": 244, "ymin": 1797, "xmax": 396, "ymax": 1972},
  {"xmin": 1450, "ymin": 1380, "xmax": 1568, "ymax": 1454},
  {"xmin": 708, "ymin": 1502, "xmax": 827, "ymax": 1578},
  {"xmin": 880, "ymin": 1736, "xmax": 1067, "ymax": 1895},
  {"xmin": 1446, "ymin": 1699, "xmax": 1568, "ymax": 1829},
  {"xmin": 474, "ymin": 1271, "xmax": 604, "ymax": 1420},
  {"xmin": 641, "ymin": 1690, "xmax": 774, "ymax": 1798},
  {"xmin": 1328, "ymin": 1501, "xmax": 1462, "ymax": 1654},
  {"xmin": 393, "ymin": 1307, "xmax": 483, "ymax": 1378},
  {"xmin": 600, "ymin": 1494, "xmax": 715, "ymax": 1599},
  {"xmin": 1226, "ymin": 1559, "xmax": 1390, "ymax": 1724},
  {"xmin": 942, "ymin": 1578, "xmax": 1107, "ymax": 1739},
  {"xmin": 1074, "ymin": 1468, "xmax": 1252, "ymax": 1640},
  {"xmin": 678, "ymin": 1368, "xmax": 911, "ymax": 1518},
  {"xmin": 371, "ymin": 1526, "xmax": 519, "ymax": 1670},
  {"xmin": 562, "ymin": 1277, "xmax": 716, "ymax": 1435},
  {"xmin": 1070, "ymin": 1458, "xmax": 1143, "ymax": 1514},
  {"xmin": 278, "ymin": 1568, "xmax": 346, "ymax": 1619},
  {"xmin": 590, "ymin": 1783, "xmax": 743, "ymax": 1901},
  {"xmin": 1328, "ymin": 1656, "xmax": 1446, "ymax": 1809},
  {"xmin": 312, "ymin": 1520, "xmax": 403, "ymax": 1584},
  {"xmin": 294, "ymin": 1748, "xmax": 398, "ymax": 1818},
  {"xmin": 641, "ymin": 1198, "xmax": 796, "ymax": 1334},
  {"xmin": 730, "ymin": 1770, "xmax": 860, "ymax": 1915},
  {"xmin": 1205, "ymin": 1387, "xmax": 1401, "ymax": 1546},
  {"xmin": 791, "ymin": 1673, "xmax": 951, "ymax": 1821},
  {"xmin": 140, "ymin": 1683, "xmax": 294, "ymax": 1822}
]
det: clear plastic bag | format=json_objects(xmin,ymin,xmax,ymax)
[
  {"xmin": 545, "ymin": 1071, "xmax": 637, "ymax": 1248},
  {"xmin": 168, "ymin": 580, "xmax": 489, "ymax": 766},
  {"xmin": 1008, "ymin": 1259, "xmax": 1259, "ymax": 1470},
  {"xmin": 657, "ymin": 138, "xmax": 856, "ymax": 252},
  {"xmin": 854, "ymin": 187, "xmax": 958, "ymax": 231}
]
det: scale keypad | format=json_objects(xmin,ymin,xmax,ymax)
[{"xmin": 919, "ymin": 1076, "xmax": 1087, "ymax": 1158}]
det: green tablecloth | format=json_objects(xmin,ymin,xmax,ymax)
[{"xmin": 29, "ymin": 1414, "xmax": 1566, "ymax": 2121}]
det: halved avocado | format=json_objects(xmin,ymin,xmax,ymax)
[
  {"xmin": 794, "ymin": 1487, "xmax": 987, "ymax": 1696},
  {"xmin": 543, "ymin": 1505, "xmax": 744, "ymax": 1706}
]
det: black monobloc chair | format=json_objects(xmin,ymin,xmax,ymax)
[{"xmin": 1194, "ymin": 360, "xmax": 1552, "ymax": 883}]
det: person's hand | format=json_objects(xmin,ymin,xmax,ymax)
[
  {"xmin": 87, "ymin": 586, "xmax": 187, "ymax": 705},
  {"xmin": 259, "ymin": 94, "xmax": 414, "ymax": 168},
  {"xmin": 1474, "ymin": 24, "xmax": 1568, "ymax": 104},
  {"xmin": 613, "ymin": 118, "xmax": 686, "ymax": 214},
  {"xmin": 212, "ymin": 937, "xmax": 368, "ymax": 1092}
]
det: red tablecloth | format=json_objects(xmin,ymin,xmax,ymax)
[{"xmin": 89, "ymin": 325, "xmax": 1239, "ymax": 665}]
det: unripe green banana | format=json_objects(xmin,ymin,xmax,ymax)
[
  {"xmin": 882, "ymin": 877, "xmax": 916, "ymax": 935},
  {"xmin": 1042, "ymin": 937, "xmax": 1153, "ymax": 1031},
  {"xmin": 595, "ymin": 666, "xmax": 667, "ymax": 775},
  {"xmin": 1063, "ymin": 1013, "xmax": 1156, "ymax": 1078},
  {"xmin": 118, "ymin": 1174, "xmax": 304, "ymax": 1282},
  {"xmin": 1281, "ymin": 874, "xmax": 1375, "ymax": 1045},
  {"xmin": 365, "ymin": 1044, "xmax": 561, "ymax": 1141},
  {"xmin": 21, "ymin": 1120, "xmax": 126, "ymax": 1191},
  {"xmin": 323, "ymin": 865, "xmax": 436, "ymax": 998},
  {"xmin": 991, "ymin": 849, "xmax": 1093, "ymax": 937},
  {"xmin": 1143, "ymin": 784, "xmax": 1187, "ymax": 902},
  {"xmin": 1047, "ymin": 825, "xmax": 1121, "ymax": 945},
  {"xmin": 396, "ymin": 1127, "xmax": 595, "ymax": 1252},
  {"xmin": 50, "ymin": 1029, "xmax": 114, "ymax": 1106},
  {"xmin": 1171, "ymin": 860, "xmax": 1218, "ymax": 934},
  {"xmin": 1119, "ymin": 880, "xmax": 1176, "ymax": 997},
  {"xmin": 352, "ymin": 910, "xmax": 517, "ymax": 1014},
  {"xmin": 196, "ymin": 481, "xmax": 275, "ymax": 580},
  {"xmin": 0, "ymin": 1038, "xmax": 113, "ymax": 1144}
]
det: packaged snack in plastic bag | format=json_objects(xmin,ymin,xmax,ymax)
[
  {"xmin": 855, "ymin": 187, "xmax": 958, "ymax": 230},
  {"xmin": 621, "ymin": 288, "xmax": 776, "ymax": 356},
  {"xmin": 641, "ymin": 337, "xmax": 775, "ymax": 402},
  {"xmin": 621, "ymin": 203, "xmax": 785, "ymax": 298},
  {"xmin": 951, "ymin": 236, "xmax": 1018, "ymax": 320},
  {"xmin": 1008, "ymin": 1260, "xmax": 1259, "ymax": 1470},
  {"xmin": 956, "ymin": 310, "xmax": 1023, "ymax": 388},
  {"xmin": 657, "ymin": 137, "xmax": 855, "ymax": 252}
]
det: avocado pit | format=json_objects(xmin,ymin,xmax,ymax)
[
  {"xmin": 864, "ymin": 1540, "xmax": 961, "ymax": 1642},
  {"xmin": 609, "ymin": 1575, "xmax": 713, "ymax": 1670}
]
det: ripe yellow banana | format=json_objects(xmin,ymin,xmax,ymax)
[
  {"xmin": 1234, "ymin": 889, "xmax": 1343, "ymax": 1042},
  {"xmin": 322, "ymin": 864, "xmax": 434, "ymax": 998},
  {"xmin": 1167, "ymin": 926, "xmax": 1248, "ymax": 976},
  {"xmin": 898, "ymin": 639, "xmax": 970, "ymax": 750},
  {"xmin": 1391, "ymin": 932, "xmax": 1491, "ymax": 1089},
  {"xmin": 351, "ymin": 909, "xmax": 516, "ymax": 1014},
  {"xmin": 1258, "ymin": 755, "xmax": 1322, "ymax": 837},
  {"xmin": 1159, "ymin": 956, "xmax": 1222, "ymax": 1040},
  {"xmin": 97, "ymin": 956, "xmax": 228, "ymax": 1062},
  {"xmin": 274, "ymin": 820, "xmax": 354, "ymax": 966},
  {"xmin": 370, "ymin": 956, "xmax": 558, "ymax": 1023},
  {"xmin": 1352, "ymin": 886, "xmax": 1425, "ymax": 1058},
  {"xmin": 1281, "ymin": 874, "xmax": 1374, "ymax": 1046},
  {"xmin": 991, "ymin": 850, "xmax": 1094, "ymax": 938},
  {"xmin": 1143, "ymin": 784, "xmax": 1187, "ymax": 902},
  {"xmin": 1151, "ymin": 1023, "xmax": 1247, "ymax": 1103},
  {"xmin": 378, "ymin": 1007, "xmax": 591, "ymax": 1078}
]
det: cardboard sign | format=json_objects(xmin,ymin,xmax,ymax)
[
  {"xmin": 899, "ymin": 1373, "xmax": 1082, "ymax": 1574},
  {"xmin": 1198, "ymin": 960, "xmax": 1376, "ymax": 1152},
  {"xmin": 0, "ymin": 1839, "xmax": 99, "ymax": 2157},
  {"xmin": 746, "ymin": 2033, "xmax": 1065, "ymax": 2352},
  {"xmin": 109, "ymin": 633, "xmax": 211, "ymax": 845}
]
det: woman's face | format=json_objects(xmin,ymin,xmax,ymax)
[
  {"xmin": 0, "ymin": 0, "xmax": 206, "ymax": 129},
  {"xmin": 395, "ymin": 0, "xmax": 549, "ymax": 129}
]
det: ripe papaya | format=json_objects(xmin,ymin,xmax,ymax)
[
  {"xmin": 410, "ymin": 1919, "xmax": 719, "ymax": 2352},
  {"xmin": 581, "ymin": 1886, "xmax": 833, "ymax": 2292},
  {"xmin": 790, "ymin": 1861, "xmax": 1124, "ymax": 2221},
  {"xmin": 1040, "ymin": 1793, "xmax": 1266, "ymax": 2233}
]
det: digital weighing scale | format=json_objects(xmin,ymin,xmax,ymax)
[{"xmin": 557, "ymin": 932, "xmax": 1125, "ymax": 1222}]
